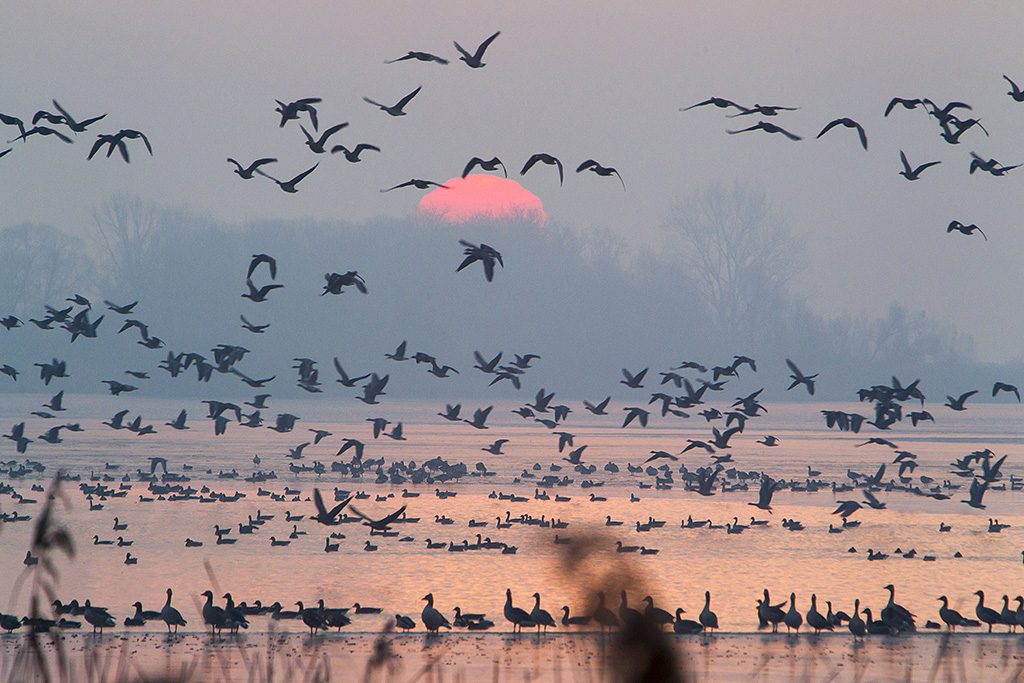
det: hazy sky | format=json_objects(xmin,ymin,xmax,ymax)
[{"xmin": 3, "ymin": 1, "xmax": 1023, "ymax": 360}]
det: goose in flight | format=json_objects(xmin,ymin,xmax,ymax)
[
  {"xmin": 258, "ymin": 163, "xmax": 319, "ymax": 193},
  {"xmin": 727, "ymin": 121, "xmax": 801, "ymax": 141},
  {"xmin": 301, "ymin": 123, "xmax": 348, "ymax": 154},
  {"xmin": 381, "ymin": 178, "xmax": 449, "ymax": 192},
  {"xmin": 275, "ymin": 97, "xmax": 321, "ymax": 129},
  {"xmin": 43, "ymin": 100, "xmax": 106, "ymax": 132},
  {"xmin": 350, "ymin": 503, "xmax": 407, "ymax": 531},
  {"xmin": 576, "ymin": 159, "xmax": 625, "ymax": 190},
  {"xmin": 583, "ymin": 396, "xmax": 611, "ymax": 415},
  {"xmin": 682, "ymin": 97, "xmax": 747, "ymax": 113},
  {"xmin": 749, "ymin": 475, "xmax": 782, "ymax": 512},
  {"xmin": 898, "ymin": 150, "xmax": 940, "ymax": 180},
  {"xmin": 946, "ymin": 221, "xmax": 986, "ymax": 240},
  {"xmin": 363, "ymin": 86, "xmax": 422, "ymax": 116},
  {"xmin": 330, "ymin": 143, "xmax": 380, "ymax": 162},
  {"xmin": 463, "ymin": 156, "xmax": 506, "ymax": 178},
  {"xmin": 482, "ymin": 439, "xmax": 508, "ymax": 455},
  {"xmin": 457, "ymin": 240, "xmax": 503, "ymax": 281},
  {"xmin": 240, "ymin": 315, "xmax": 269, "ymax": 333},
  {"xmin": 520, "ymin": 153, "xmax": 564, "ymax": 184},
  {"xmin": 620, "ymin": 367, "xmax": 647, "ymax": 388},
  {"xmin": 785, "ymin": 359, "xmax": 817, "ymax": 395},
  {"xmin": 1004, "ymin": 75, "xmax": 1024, "ymax": 102},
  {"xmin": 312, "ymin": 488, "xmax": 353, "ymax": 525},
  {"xmin": 621, "ymin": 407, "xmax": 650, "ymax": 427},
  {"xmin": 228, "ymin": 157, "xmax": 276, "ymax": 179},
  {"xmin": 729, "ymin": 103, "xmax": 798, "ymax": 117},
  {"xmin": 386, "ymin": 341, "xmax": 408, "ymax": 361},
  {"xmin": 885, "ymin": 97, "xmax": 928, "ymax": 116},
  {"xmin": 816, "ymin": 117, "xmax": 868, "ymax": 150},
  {"xmin": 969, "ymin": 152, "xmax": 1020, "ymax": 176},
  {"xmin": 13, "ymin": 126, "xmax": 73, "ymax": 144},
  {"xmin": 464, "ymin": 406, "xmax": 493, "ymax": 429},
  {"xmin": 386, "ymin": 51, "xmax": 448, "ymax": 65},
  {"xmin": 322, "ymin": 271, "xmax": 368, "ymax": 295},
  {"xmin": 0, "ymin": 112, "xmax": 26, "ymax": 140},
  {"xmin": 945, "ymin": 390, "xmax": 977, "ymax": 410},
  {"xmin": 332, "ymin": 358, "xmax": 369, "ymax": 387},
  {"xmin": 454, "ymin": 31, "xmax": 500, "ymax": 68},
  {"xmin": 993, "ymin": 382, "xmax": 1021, "ymax": 402},
  {"xmin": 963, "ymin": 477, "xmax": 989, "ymax": 509},
  {"xmin": 242, "ymin": 278, "xmax": 283, "ymax": 302}
]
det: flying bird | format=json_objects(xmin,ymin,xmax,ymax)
[
  {"xmin": 312, "ymin": 488, "xmax": 353, "ymax": 525},
  {"xmin": 247, "ymin": 254, "xmax": 277, "ymax": 280},
  {"xmin": 576, "ymin": 160, "xmax": 624, "ymax": 190},
  {"xmin": 330, "ymin": 143, "xmax": 380, "ymax": 163},
  {"xmin": 898, "ymin": 151, "xmax": 940, "ymax": 180},
  {"xmin": 275, "ymin": 98, "xmax": 321, "ymax": 129},
  {"xmin": 457, "ymin": 240, "xmax": 503, "ymax": 282},
  {"xmin": 228, "ymin": 157, "xmax": 277, "ymax": 179},
  {"xmin": 363, "ymin": 86, "xmax": 422, "ymax": 116},
  {"xmin": 727, "ymin": 121, "xmax": 801, "ymax": 141},
  {"xmin": 386, "ymin": 51, "xmax": 449, "ymax": 65},
  {"xmin": 300, "ymin": 123, "xmax": 348, "ymax": 154},
  {"xmin": 453, "ymin": 31, "xmax": 500, "ymax": 68},
  {"xmin": 520, "ymin": 153, "xmax": 564, "ymax": 185},
  {"xmin": 884, "ymin": 97, "xmax": 928, "ymax": 116},
  {"xmin": 682, "ymin": 97, "xmax": 748, "ymax": 113},
  {"xmin": 946, "ymin": 221, "xmax": 986, "ymax": 240},
  {"xmin": 462, "ymin": 156, "xmax": 507, "ymax": 178},
  {"xmin": 944, "ymin": 390, "xmax": 978, "ymax": 411},
  {"xmin": 258, "ymin": 163, "xmax": 319, "ymax": 193},
  {"xmin": 1004, "ymin": 75, "xmax": 1024, "ymax": 102},
  {"xmin": 380, "ymin": 178, "xmax": 448, "ymax": 192},
  {"xmin": 785, "ymin": 359, "xmax": 818, "ymax": 395},
  {"xmin": 816, "ymin": 118, "xmax": 868, "ymax": 150},
  {"xmin": 242, "ymin": 278, "xmax": 283, "ymax": 302},
  {"xmin": 993, "ymin": 382, "xmax": 1021, "ymax": 402}
]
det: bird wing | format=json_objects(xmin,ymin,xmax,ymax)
[
  {"xmin": 816, "ymin": 119, "xmax": 843, "ymax": 139},
  {"xmin": 462, "ymin": 157, "xmax": 482, "ymax": 178},
  {"xmin": 785, "ymin": 358, "xmax": 801, "ymax": 376},
  {"xmin": 473, "ymin": 31, "xmax": 501, "ymax": 59},
  {"xmin": 318, "ymin": 122, "xmax": 348, "ymax": 145},
  {"xmin": 576, "ymin": 159, "xmax": 597, "ymax": 173},
  {"xmin": 288, "ymin": 163, "xmax": 319, "ymax": 186},
  {"xmin": 396, "ymin": 86, "xmax": 422, "ymax": 110}
]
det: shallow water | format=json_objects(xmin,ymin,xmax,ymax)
[{"xmin": 2, "ymin": 395, "xmax": 1023, "ymax": 636}]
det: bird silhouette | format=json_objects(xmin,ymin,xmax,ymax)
[
  {"xmin": 363, "ymin": 86, "xmax": 422, "ymax": 116},
  {"xmin": 576, "ymin": 159, "xmax": 625, "ymax": 190},
  {"xmin": 898, "ymin": 150, "xmax": 940, "ymax": 180},
  {"xmin": 520, "ymin": 153, "xmax": 564, "ymax": 185},
  {"xmin": 727, "ymin": 120, "xmax": 801, "ymax": 141},
  {"xmin": 454, "ymin": 31, "xmax": 500, "ymax": 68}
]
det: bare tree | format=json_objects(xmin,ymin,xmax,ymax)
[
  {"xmin": 92, "ymin": 193, "xmax": 162, "ymax": 294},
  {"xmin": 0, "ymin": 223, "xmax": 94, "ymax": 316},
  {"xmin": 665, "ymin": 181, "xmax": 797, "ymax": 343}
]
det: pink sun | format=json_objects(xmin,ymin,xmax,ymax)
[{"xmin": 418, "ymin": 175, "xmax": 546, "ymax": 225}]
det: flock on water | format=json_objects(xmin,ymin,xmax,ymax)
[{"xmin": 2, "ymin": 28, "xmax": 1024, "ymax": 640}]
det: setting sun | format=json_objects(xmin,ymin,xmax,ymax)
[{"xmin": 418, "ymin": 174, "xmax": 546, "ymax": 225}]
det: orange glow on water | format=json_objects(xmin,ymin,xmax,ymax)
[{"xmin": 418, "ymin": 175, "xmax": 546, "ymax": 225}]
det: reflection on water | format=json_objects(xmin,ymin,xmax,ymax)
[{"xmin": 2, "ymin": 396, "xmax": 1023, "ymax": 635}]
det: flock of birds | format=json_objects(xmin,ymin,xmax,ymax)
[
  {"xmin": 8, "ymin": 581, "xmax": 1024, "ymax": 639},
  {"xmin": 2, "ymin": 31, "xmax": 1024, "ymax": 640}
]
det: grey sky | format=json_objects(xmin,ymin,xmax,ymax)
[{"xmin": 3, "ymin": 1, "xmax": 1023, "ymax": 360}]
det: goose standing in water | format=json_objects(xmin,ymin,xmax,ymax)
[
  {"xmin": 881, "ymin": 584, "xmax": 916, "ymax": 632},
  {"xmin": 757, "ymin": 590, "xmax": 785, "ymax": 632},
  {"xmin": 201, "ymin": 591, "xmax": 227, "ymax": 635},
  {"xmin": 503, "ymin": 589, "xmax": 534, "ymax": 633},
  {"xmin": 974, "ymin": 590, "xmax": 1001, "ymax": 632},
  {"xmin": 619, "ymin": 591, "xmax": 642, "ymax": 626},
  {"xmin": 783, "ymin": 593, "xmax": 802, "ymax": 634},
  {"xmin": 806, "ymin": 594, "xmax": 833, "ymax": 634},
  {"xmin": 395, "ymin": 614, "xmax": 416, "ymax": 632},
  {"xmin": 592, "ymin": 592, "xmax": 620, "ymax": 633},
  {"xmin": 84, "ymin": 601, "xmax": 115, "ymax": 634},
  {"xmin": 160, "ymin": 589, "xmax": 187, "ymax": 634},
  {"xmin": 673, "ymin": 608, "xmax": 703, "ymax": 634},
  {"xmin": 699, "ymin": 592, "xmax": 718, "ymax": 633},
  {"xmin": 938, "ymin": 596, "xmax": 979, "ymax": 631},
  {"xmin": 421, "ymin": 593, "xmax": 451, "ymax": 633},
  {"xmin": 847, "ymin": 600, "xmax": 866, "ymax": 639},
  {"xmin": 863, "ymin": 608, "xmax": 897, "ymax": 635},
  {"xmin": 530, "ymin": 593, "xmax": 556, "ymax": 633},
  {"xmin": 561, "ymin": 606, "xmax": 591, "ymax": 627},
  {"xmin": 1000, "ymin": 595, "xmax": 1017, "ymax": 632}
]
